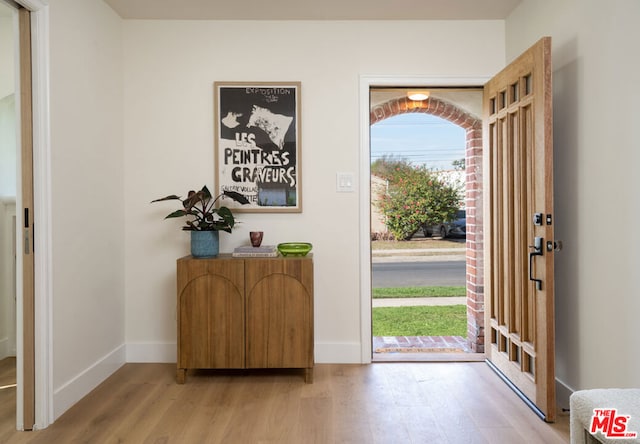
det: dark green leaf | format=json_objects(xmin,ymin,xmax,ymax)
[
  {"xmin": 165, "ymin": 210, "xmax": 188, "ymax": 219},
  {"xmin": 200, "ymin": 185, "xmax": 213, "ymax": 200},
  {"xmin": 223, "ymin": 190, "xmax": 250, "ymax": 205},
  {"xmin": 217, "ymin": 206, "xmax": 235, "ymax": 227},
  {"xmin": 151, "ymin": 195, "xmax": 182, "ymax": 203}
]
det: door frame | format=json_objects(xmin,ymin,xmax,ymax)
[
  {"xmin": 11, "ymin": 0, "xmax": 52, "ymax": 430},
  {"xmin": 358, "ymin": 75, "xmax": 489, "ymax": 363}
]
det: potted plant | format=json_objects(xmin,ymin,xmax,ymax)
[{"xmin": 151, "ymin": 185, "xmax": 249, "ymax": 258}]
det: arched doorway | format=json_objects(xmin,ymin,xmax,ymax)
[{"xmin": 369, "ymin": 92, "xmax": 485, "ymax": 353}]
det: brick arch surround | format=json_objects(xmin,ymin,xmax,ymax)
[{"xmin": 371, "ymin": 97, "xmax": 485, "ymax": 353}]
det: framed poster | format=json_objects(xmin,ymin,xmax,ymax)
[{"xmin": 214, "ymin": 81, "xmax": 301, "ymax": 213}]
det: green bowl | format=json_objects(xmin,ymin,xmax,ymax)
[{"xmin": 277, "ymin": 242, "xmax": 313, "ymax": 257}]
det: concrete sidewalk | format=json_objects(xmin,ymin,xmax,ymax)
[
  {"xmin": 373, "ymin": 248, "xmax": 464, "ymax": 255},
  {"xmin": 372, "ymin": 248, "xmax": 465, "ymax": 263},
  {"xmin": 373, "ymin": 296, "xmax": 466, "ymax": 307}
]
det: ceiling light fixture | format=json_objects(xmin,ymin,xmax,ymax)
[{"xmin": 407, "ymin": 90, "xmax": 430, "ymax": 101}]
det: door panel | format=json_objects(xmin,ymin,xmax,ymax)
[
  {"xmin": 245, "ymin": 259, "xmax": 313, "ymax": 369},
  {"xmin": 483, "ymin": 37, "xmax": 555, "ymax": 421},
  {"xmin": 19, "ymin": 7, "xmax": 35, "ymax": 430},
  {"xmin": 178, "ymin": 274, "xmax": 245, "ymax": 369}
]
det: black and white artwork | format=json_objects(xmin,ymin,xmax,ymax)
[{"xmin": 215, "ymin": 82, "xmax": 301, "ymax": 212}]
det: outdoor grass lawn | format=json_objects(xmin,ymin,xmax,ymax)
[
  {"xmin": 372, "ymin": 238, "xmax": 464, "ymax": 250},
  {"xmin": 373, "ymin": 286, "xmax": 465, "ymax": 298},
  {"xmin": 372, "ymin": 305, "xmax": 467, "ymax": 336}
]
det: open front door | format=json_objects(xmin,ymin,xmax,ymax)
[{"xmin": 483, "ymin": 37, "xmax": 555, "ymax": 422}]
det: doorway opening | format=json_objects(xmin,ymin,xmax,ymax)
[{"xmin": 368, "ymin": 86, "xmax": 485, "ymax": 361}]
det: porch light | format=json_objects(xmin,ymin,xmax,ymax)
[{"xmin": 407, "ymin": 90, "xmax": 430, "ymax": 101}]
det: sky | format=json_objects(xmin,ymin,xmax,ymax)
[{"xmin": 370, "ymin": 112, "xmax": 465, "ymax": 171}]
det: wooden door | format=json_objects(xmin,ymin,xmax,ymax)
[
  {"xmin": 483, "ymin": 37, "xmax": 555, "ymax": 422},
  {"xmin": 18, "ymin": 7, "xmax": 35, "ymax": 430}
]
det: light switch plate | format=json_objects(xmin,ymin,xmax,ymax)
[{"xmin": 336, "ymin": 172, "xmax": 355, "ymax": 192}]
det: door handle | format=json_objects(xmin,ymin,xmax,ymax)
[
  {"xmin": 24, "ymin": 228, "xmax": 30, "ymax": 255},
  {"xmin": 24, "ymin": 207, "xmax": 32, "ymax": 255},
  {"xmin": 529, "ymin": 236, "xmax": 543, "ymax": 291}
]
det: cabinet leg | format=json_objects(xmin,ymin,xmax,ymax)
[
  {"xmin": 304, "ymin": 367, "xmax": 314, "ymax": 384},
  {"xmin": 176, "ymin": 368, "xmax": 187, "ymax": 384}
]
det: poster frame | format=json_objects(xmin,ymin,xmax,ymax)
[{"xmin": 214, "ymin": 81, "xmax": 302, "ymax": 213}]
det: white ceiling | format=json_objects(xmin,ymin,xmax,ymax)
[{"xmin": 103, "ymin": 0, "xmax": 522, "ymax": 20}]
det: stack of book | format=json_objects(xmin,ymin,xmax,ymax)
[{"xmin": 232, "ymin": 245, "xmax": 279, "ymax": 258}]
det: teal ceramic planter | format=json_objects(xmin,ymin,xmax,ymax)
[{"xmin": 190, "ymin": 230, "xmax": 219, "ymax": 258}]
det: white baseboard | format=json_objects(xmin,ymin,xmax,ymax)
[
  {"xmin": 556, "ymin": 377, "xmax": 575, "ymax": 412},
  {"xmin": 314, "ymin": 341, "xmax": 363, "ymax": 363},
  {"xmin": 53, "ymin": 344, "xmax": 125, "ymax": 420},
  {"xmin": 124, "ymin": 341, "xmax": 364, "ymax": 364},
  {"xmin": 126, "ymin": 342, "xmax": 176, "ymax": 363}
]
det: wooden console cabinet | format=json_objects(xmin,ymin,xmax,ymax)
[{"xmin": 176, "ymin": 255, "xmax": 314, "ymax": 383}]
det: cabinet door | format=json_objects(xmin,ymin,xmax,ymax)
[
  {"xmin": 177, "ymin": 258, "xmax": 244, "ymax": 369},
  {"xmin": 245, "ymin": 258, "xmax": 313, "ymax": 369}
]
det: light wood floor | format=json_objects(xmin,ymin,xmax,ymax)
[
  {"xmin": 0, "ymin": 362, "xmax": 569, "ymax": 443},
  {"xmin": 0, "ymin": 356, "xmax": 17, "ymax": 441}
]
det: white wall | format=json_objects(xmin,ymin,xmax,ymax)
[
  {"xmin": 506, "ymin": 0, "xmax": 640, "ymax": 391},
  {"xmin": 0, "ymin": 14, "xmax": 14, "ymax": 100},
  {"xmin": 49, "ymin": 0, "xmax": 125, "ymax": 417},
  {"xmin": 0, "ymin": 11, "xmax": 16, "ymax": 198},
  {"xmin": 122, "ymin": 20, "xmax": 506, "ymax": 362},
  {"xmin": 0, "ymin": 9, "xmax": 16, "ymax": 364},
  {"xmin": 0, "ymin": 199, "xmax": 16, "ymax": 360},
  {"xmin": 0, "ymin": 94, "xmax": 17, "ymax": 197},
  {"xmin": 0, "ymin": 96, "xmax": 16, "ymax": 350}
]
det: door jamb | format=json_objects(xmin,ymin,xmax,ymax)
[{"xmin": 358, "ymin": 75, "xmax": 489, "ymax": 363}]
